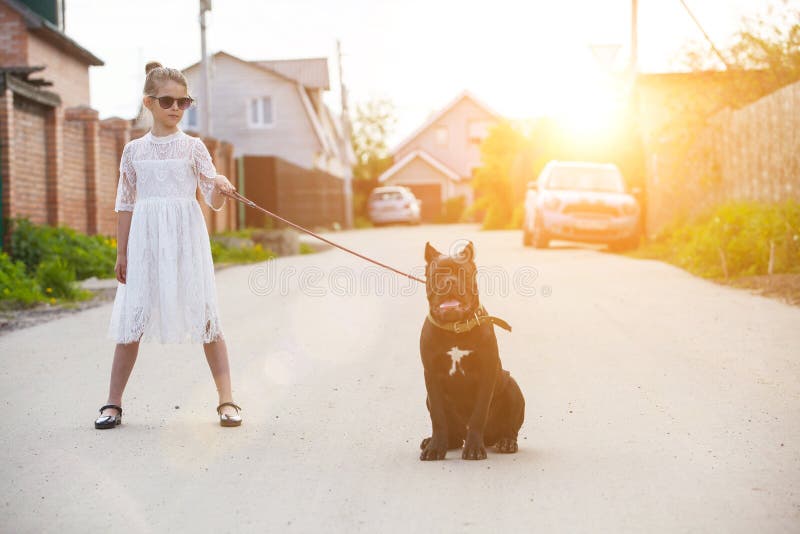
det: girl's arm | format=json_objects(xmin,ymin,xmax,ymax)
[
  {"xmin": 116, "ymin": 211, "xmax": 133, "ymax": 258},
  {"xmin": 193, "ymin": 138, "xmax": 233, "ymax": 211},
  {"xmin": 114, "ymin": 144, "xmax": 136, "ymax": 283},
  {"xmin": 210, "ymin": 175, "xmax": 236, "ymax": 208},
  {"xmin": 115, "ymin": 211, "xmax": 133, "ymax": 283}
]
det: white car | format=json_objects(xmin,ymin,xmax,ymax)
[
  {"xmin": 368, "ymin": 186, "xmax": 422, "ymax": 225},
  {"xmin": 523, "ymin": 161, "xmax": 641, "ymax": 251}
]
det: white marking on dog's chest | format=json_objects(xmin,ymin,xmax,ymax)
[{"xmin": 446, "ymin": 346, "xmax": 472, "ymax": 376}]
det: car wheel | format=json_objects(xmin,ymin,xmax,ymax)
[{"xmin": 532, "ymin": 214, "xmax": 550, "ymax": 249}]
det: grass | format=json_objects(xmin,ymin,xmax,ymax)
[{"xmin": 210, "ymin": 241, "xmax": 276, "ymax": 264}]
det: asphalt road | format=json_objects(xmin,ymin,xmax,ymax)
[{"xmin": 1, "ymin": 224, "xmax": 798, "ymax": 533}]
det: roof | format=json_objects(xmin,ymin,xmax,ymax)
[
  {"xmin": 3, "ymin": 0, "xmax": 103, "ymax": 66},
  {"xmin": 253, "ymin": 58, "xmax": 329, "ymax": 90},
  {"xmin": 378, "ymin": 150, "xmax": 462, "ymax": 183},
  {"xmin": 391, "ymin": 90, "xmax": 503, "ymax": 155},
  {"xmin": 183, "ymin": 51, "xmax": 298, "ymax": 85},
  {"xmin": 184, "ymin": 51, "xmax": 329, "ymax": 89},
  {"xmin": 0, "ymin": 67, "xmax": 60, "ymax": 106}
]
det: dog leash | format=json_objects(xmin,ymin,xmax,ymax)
[
  {"xmin": 221, "ymin": 189, "xmax": 426, "ymax": 284},
  {"xmin": 221, "ymin": 189, "xmax": 512, "ymax": 333}
]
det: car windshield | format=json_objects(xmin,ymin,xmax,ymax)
[
  {"xmin": 371, "ymin": 191, "xmax": 404, "ymax": 201},
  {"xmin": 546, "ymin": 166, "xmax": 624, "ymax": 192}
]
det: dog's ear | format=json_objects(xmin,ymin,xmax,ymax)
[
  {"xmin": 455, "ymin": 241, "xmax": 475, "ymax": 263},
  {"xmin": 462, "ymin": 241, "xmax": 475, "ymax": 262},
  {"xmin": 425, "ymin": 242, "xmax": 441, "ymax": 264}
]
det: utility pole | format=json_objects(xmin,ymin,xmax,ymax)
[
  {"xmin": 337, "ymin": 39, "xmax": 354, "ymax": 229},
  {"xmin": 199, "ymin": 0, "xmax": 213, "ymax": 136},
  {"xmin": 630, "ymin": 0, "xmax": 638, "ymax": 76}
]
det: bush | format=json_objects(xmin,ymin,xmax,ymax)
[
  {"xmin": 9, "ymin": 218, "xmax": 116, "ymax": 280},
  {"xmin": 508, "ymin": 203, "xmax": 525, "ymax": 230},
  {"xmin": 437, "ymin": 196, "xmax": 466, "ymax": 223},
  {"xmin": 632, "ymin": 200, "xmax": 800, "ymax": 278},
  {"xmin": 210, "ymin": 240, "xmax": 276, "ymax": 263},
  {"xmin": 354, "ymin": 216, "xmax": 373, "ymax": 229},
  {"xmin": 216, "ymin": 223, "xmax": 275, "ymax": 240},
  {"xmin": 482, "ymin": 204, "xmax": 513, "ymax": 230},
  {"xmin": 35, "ymin": 258, "xmax": 81, "ymax": 299},
  {"xmin": 0, "ymin": 252, "xmax": 45, "ymax": 308}
]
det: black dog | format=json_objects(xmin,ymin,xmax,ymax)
[{"xmin": 419, "ymin": 241, "xmax": 525, "ymax": 461}]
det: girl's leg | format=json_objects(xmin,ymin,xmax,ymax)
[
  {"xmin": 203, "ymin": 337, "xmax": 238, "ymax": 416},
  {"xmin": 101, "ymin": 341, "xmax": 141, "ymax": 416}
]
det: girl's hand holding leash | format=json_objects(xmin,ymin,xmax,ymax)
[{"xmin": 214, "ymin": 175, "xmax": 236, "ymax": 195}]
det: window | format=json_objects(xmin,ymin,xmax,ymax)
[
  {"xmin": 248, "ymin": 96, "xmax": 274, "ymax": 128},
  {"xmin": 468, "ymin": 120, "xmax": 491, "ymax": 144},
  {"xmin": 434, "ymin": 125, "xmax": 449, "ymax": 146},
  {"xmin": 183, "ymin": 106, "xmax": 199, "ymax": 129}
]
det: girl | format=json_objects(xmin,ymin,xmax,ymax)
[{"xmin": 95, "ymin": 61, "xmax": 242, "ymax": 429}]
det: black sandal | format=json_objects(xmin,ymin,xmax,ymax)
[
  {"xmin": 216, "ymin": 402, "xmax": 242, "ymax": 427},
  {"xmin": 95, "ymin": 404, "xmax": 122, "ymax": 429}
]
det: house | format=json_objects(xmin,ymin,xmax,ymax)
[
  {"xmin": 0, "ymin": 0, "xmax": 103, "ymax": 107},
  {"xmin": 180, "ymin": 51, "xmax": 354, "ymax": 180},
  {"xmin": 377, "ymin": 91, "xmax": 502, "ymax": 221}
]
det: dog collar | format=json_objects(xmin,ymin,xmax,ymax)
[{"xmin": 427, "ymin": 305, "xmax": 512, "ymax": 334}]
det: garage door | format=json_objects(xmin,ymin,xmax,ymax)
[{"xmin": 404, "ymin": 184, "xmax": 442, "ymax": 222}]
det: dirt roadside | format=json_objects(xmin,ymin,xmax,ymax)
[{"xmin": 719, "ymin": 273, "xmax": 800, "ymax": 306}]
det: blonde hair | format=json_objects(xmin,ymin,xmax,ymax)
[{"xmin": 143, "ymin": 61, "xmax": 189, "ymax": 95}]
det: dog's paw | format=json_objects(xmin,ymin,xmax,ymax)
[
  {"xmin": 495, "ymin": 438, "xmax": 518, "ymax": 454},
  {"xmin": 421, "ymin": 436, "xmax": 464, "ymax": 450},
  {"xmin": 420, "ymin": 437, "xmax": 448, "ymax": 461},
  {"xmin": 462, "ymin": 441, "xmax": 487, "ymax": 460}
]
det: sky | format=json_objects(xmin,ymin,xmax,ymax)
[{"xmin": 64, "ymin": 0, "xmax": 787, "ymax": 146}]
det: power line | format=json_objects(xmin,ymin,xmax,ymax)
[{"xmin": 678, "ymin": 0, "xmax": 732, "ymax": 69}]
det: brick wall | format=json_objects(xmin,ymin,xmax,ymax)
[
  {"xmin": 11, "ymin": 94, "xmax": 48, "ymax": 224},
  {"xmin": 1, "ymin": 98, "xmax": 240, "ymax": 247},
  {"xmin": 0, "ymin": 2, "xmax": 26, "ymax": 65},
  {"xmin": 97, "ymin": 118, "xmax": 128, "ymax": 236},
  {"xmin": 61, "ymin": 117, "xmax": 87, "ymax": 232}
]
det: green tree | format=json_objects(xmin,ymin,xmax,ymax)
[
  {"xmin": 350, "ymin": 98, "xmax": 396, "ymax": 180},
  {"xmin": 349, "ymin": 99, "xmax": 397, "ymax": 220},
  {"xmin": 679, "ymin": 1, "xmax": 800, "ymax": 102},
  {"xmin": 470, "ymin": 121, "xmax": 533, "ymax": 230}
]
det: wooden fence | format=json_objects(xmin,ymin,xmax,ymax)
[{"xmin": 644, "ymin": 80, "xmax": 800, "ymax": 235}]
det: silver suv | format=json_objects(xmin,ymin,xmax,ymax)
[{"xmin": 523, "ymin": 161, "xmax": 641, "ymax": 250}]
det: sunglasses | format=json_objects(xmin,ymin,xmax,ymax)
[{"xmin": 148, "ymin": 95, "xmax": 195, "ymax": 110}]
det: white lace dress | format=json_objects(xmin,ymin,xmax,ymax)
[{"xmin": 107, "ymin": 129, "xmax": 226, "ymax": 344}]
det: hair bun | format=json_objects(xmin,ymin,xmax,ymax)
[{"xmin": 145, "ymin": 61, "xmax": 163, "ymax": 74}]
